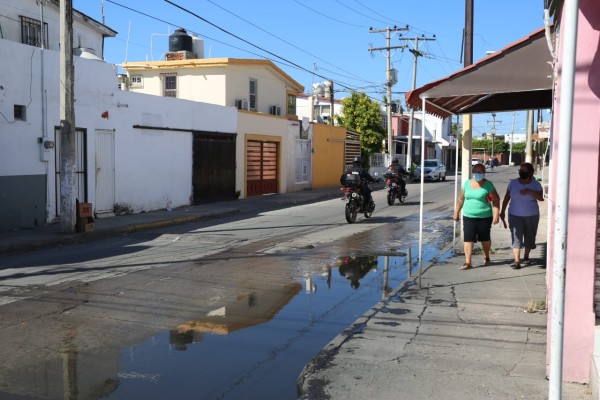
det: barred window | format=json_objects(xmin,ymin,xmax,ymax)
[
  {"xmin": 249, "ymin": 78, "xmax": 257, "ymax": 111},
  {"xmin": 161, "ymin": 73, "xmax": 177, "ymax": 97},
  {"xmin": 287, "ymin": 94, "xmax": 296, "ymax": 116},
  {"xmin": 130, "ymin": 75, "xmax": 143, "ymax": 88},
  {"xmin": 20, "ymin": 16, "xmax": 48, "ymax": 48}
]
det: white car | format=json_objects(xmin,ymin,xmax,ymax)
[
  {"xmin": 413, "ymin": 159, "xmax": 447, "ymax": 181},
  {"xmin": 471, "ymin": 158, "xmax": 483, "ymax": 166}
]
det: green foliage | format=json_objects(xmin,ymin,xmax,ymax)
[
  {"xmin": 336, "ymin": 92, "xmax": 385, "ymax": 162},
  {"xmin": 511, "ymin": 141, "xmax": 527, "ymax": 152},
  {"xmin": 472, "ymin": 137, "xmax": 508, "ymax": 155}
]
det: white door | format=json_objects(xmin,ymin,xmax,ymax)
[{"xmin": 95, "ymin": 130, "xmax": 115, "ymax": 217}]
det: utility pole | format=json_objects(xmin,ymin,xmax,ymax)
[
  {"xmin": 369, "ymin": 26, "xmax": 409, "ymax": 158},
  {"xmin": 486, "ymin": 112, "xmax": 501, "ymax": 170},
  {"xmin": 60, "ymin": 0, "xmax": 76, "ymax": 233},
  {"xmin": 461, "ymin": 0, "xmax": 474, "ymax": 185},
  {"xmin": 525, "ymin": 109, "xmax": 534, "ymax": 163},
  {"xmin": 509, "ymin": 112, "xmax": 516, "ymax": 165},
  {"xmin": 404, "ymin": 35, "xmax": 435, "ymax": 171}
]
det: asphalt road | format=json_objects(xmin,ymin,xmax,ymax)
[{"xmin": 0, "ymin": 178, "xmax": 459, "ymax": 399}]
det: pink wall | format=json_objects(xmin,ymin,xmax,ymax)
[{"xmin": 547, "ymin": 0, "xmax": 600, "ymax": 383}]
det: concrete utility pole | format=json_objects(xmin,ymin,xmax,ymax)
[
  {"xmin": 461, "ymin": 0, "xmax": 474, "ymax": 185},
  {"xmin": 509, "ymin": 112, "xmax": 516, "ymax": 165},
  {"xmin": 404, "ymin": 35, "xmax": 435, "ymax": 171},
  {"xmin": 525, "ymin": 109, "xmax": 534, "ymax": 163},
  {"xmin": 486, "ymin": 112, "xmax": 501, "ymax": 169},
  {"xmin": 369, "ymin": 26, "xmax": 409, "ymax": 157},
  {"xmin": 60, "ymin": 0, "xmax": 77, "ymax": 233}
]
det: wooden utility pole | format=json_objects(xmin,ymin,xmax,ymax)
[
  {"xmin": 369, "ymin": 26, "xmax": 409, "ymax": 157},
  {"xmin": 404, "ymin": 35, "xmax": 435, "ymax": 171},
  {"xmin": 60, "ymin": 0, "xmax": 77, "ymax": 233}
]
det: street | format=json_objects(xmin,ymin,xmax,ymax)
[{"xmin": 0, "ymin": 178, "xmax": 458, "ymax": 399}]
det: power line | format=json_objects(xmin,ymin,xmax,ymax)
[{"xmin": 204, "ymin": 0, "xmax": 376, "ymax": 85}]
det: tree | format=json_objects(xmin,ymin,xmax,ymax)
[{"xmin": 336, "ymin": 92, "xmax": 385, "ymax": 165}]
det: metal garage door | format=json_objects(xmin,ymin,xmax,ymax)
[
  {"xmin": 247, "ymin": 140, "xmax": 278, "ymax": 196},
  {"xmin": 192, "ymin": 132, "xmax": 237, "ymax": 204}
]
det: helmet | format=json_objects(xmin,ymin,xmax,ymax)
[
  {"xmin": 392, "ymin": 158, "xmax": 399, "ymax": 165},
  {"xmin": 352, "ymin": 156, "xmax": 361, "ymax": 166}
]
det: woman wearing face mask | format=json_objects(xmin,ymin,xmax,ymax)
[
  {"xmin": 453, "ymin": 163, "xmax": 500, "ymax": 270},
  {"xmin": 499, "ymin": 162, "xmax": 544, "ymax": 269}
]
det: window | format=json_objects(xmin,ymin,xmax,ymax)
[
  {"xmin": 249, "ymin": 78, "xmax": 257, "ymax": 111},
  {"xmin": 20, "ymin": 16, "xmax": 48, "ymax": 48},
  {"xmin": 14, "ymin": 105, "xmax": 26, "ymax": 121},
  {"xmin": 287, "ymin": 94, "xmax": 296, "ymax": 116},
  {"xmin": 130, "ymin": 75, "xmax": 143, "ymax": 88},
  {"xmin": 162, "ymin": 73, "xmax": 177, "ymax": 97}
]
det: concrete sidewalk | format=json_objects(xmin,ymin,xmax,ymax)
[
  {"xmin": 297, "ymin": 167, "xmax": 592, "ymax": 400},
  {"xmin": 0, "ymin": 186, "xmax": 347, "ymax": 255}
]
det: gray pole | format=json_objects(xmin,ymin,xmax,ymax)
[
  {"xmin": 461, "ymin": 0, "xmax": 474, "ymax": 185},
  {"xmin": 329, "ymin": 80, "xmax": 334, "ymax": 125},
  {"xmin": 386, "ymin": 28, "xmax": 393, "ymax": 156},
  {"xmin": 406, "ymin": 38, "xmax": 418, "ymax": 171},
  {"xmin": 525, "ymin": 109, "xmax": 533, "ymax": 163},
  {"xmin": 60, "ymin": 0, "xmax": 76, "ymax": 233},
  {"xmin": 509, "ymin": 112, "xmax": 516, "ymax": 165}
]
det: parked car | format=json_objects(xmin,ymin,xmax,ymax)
[
  {"xmin": 413, "ymin": 159, "xmax": 446, "ymax": 181},
  {"xmin": 471, "ymin": 158, "xmax": 483, "ymax": 166}
]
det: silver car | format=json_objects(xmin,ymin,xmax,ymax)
[{"xmin": 413, "ymin": 159, "xmax": 447, "ymax": 181}]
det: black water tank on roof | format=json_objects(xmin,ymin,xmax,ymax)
[{"xmin": 169, "ymin": 28, "xmax": 193, "ymax": 52}]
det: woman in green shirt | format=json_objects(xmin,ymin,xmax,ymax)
[{"xmin": 453, "ymin": 163, "xmax": 500, "ymax": 270}]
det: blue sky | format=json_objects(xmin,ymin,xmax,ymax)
[{"xmin": 73, "ymin": 0, "xmax": 550, "ymax": 136}]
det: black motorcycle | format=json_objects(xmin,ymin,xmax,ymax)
[
  {"xmin": 341, "ymin": 172, "xmax": 375, "ymax": 223},
  {"xmin": 384, "ymin": 172, "xmax": 407, "ymax": 205}
]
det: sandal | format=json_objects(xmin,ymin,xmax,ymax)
[
  {"xmin": 484, "ymin": 257, "xmax": 491, "ymax": 266},
  {"xmin": 460, "ymin": 263, "xmax": 473, "ymax": 270},
  {"xmin": 522, "ymin": 257, "xmax": 531, "ymax": 265},
  {"xmin": 510, "ymin": 262, "xmax": 521, "ymax": 269}
]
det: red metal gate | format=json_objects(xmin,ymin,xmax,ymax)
[{"xmin": 246, "ymin": 140, "xmax": 278, "ymax": 196}]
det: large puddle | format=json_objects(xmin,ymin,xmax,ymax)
[{"xmin": 103, "ymin": 249, "xmax": 444, "ymax": 399}]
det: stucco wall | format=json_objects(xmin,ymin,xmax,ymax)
[
  {"xmin": 0, "ymin": 0, "xmax": 107, "ymax": 55},
  {"xmin": 312, "ymin": 124, "xmax": 346, "ymax": 188},
  {"xmin": 547, "ymin": 2, "xmax": 600, "ymax": 383},
  {"xmin": 0, "ymin": 37, "xmax": 237, "ymax": 229}
]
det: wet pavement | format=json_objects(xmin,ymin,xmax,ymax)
[
  {"xmin": 297, "ymin": 166, "xmax": 592, "ymax": 400},
  {"xmin": 0, "ymin": 168, "xmax": 592, "ymax": 399}
]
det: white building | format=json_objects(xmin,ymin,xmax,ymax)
[{"xmin": 0, "ymin": 1, "xmax": 237, "ymax": 230}]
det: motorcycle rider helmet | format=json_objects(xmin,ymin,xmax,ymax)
[
  {"xmin": 352, "ymin": 156, "xmax": 361, "ymax": 167},
  {"xmin": 392, "ymin": 158, "xmax": 399, "ymax": 165}
]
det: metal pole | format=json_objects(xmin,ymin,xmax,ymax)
[
  {"xmin": 549, "ymin": 1, "xmax": 579, "ymax": 397},
  {"xmin": 407, "ymin": 244, "xmax": 412, "ymax": 276},
  {"xmin": 453, "ymin": 115, "xmax": 460, "ymax": 255},
  {"xmin": 417, "ymin": 97, "xmax": 426, "ymax": 288}
]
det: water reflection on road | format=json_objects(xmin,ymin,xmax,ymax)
[{"xmin": 104, "ymin": 250, "xmax": 442, "ymax": 400}]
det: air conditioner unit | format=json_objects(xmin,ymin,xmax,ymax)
[
  {"xmin": 269, "ymin": 105, "xmax": 281, "ymax": 116},
  {"xmin": 236, "ymin": 99, "xmax": 249, "ymax": 110}
]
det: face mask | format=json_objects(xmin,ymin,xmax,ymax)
[
  {"xmin": 519, "ymin": 171, "xmax": 530, "ymax": 179},
  {"xmin": 473, "ymin": 173, "xmax": 485, "ymax": 182}
]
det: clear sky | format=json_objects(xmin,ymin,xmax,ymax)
[{"xmin": 73, "ymin": 0, "xmax": 550, "ymax": 137}]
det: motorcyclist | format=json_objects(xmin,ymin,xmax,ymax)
[
  {"xmin": 349, "ymin": 157, "xmax": 375, "ymax": 206},
  {"xmin": 387, "ymin": 158, "xmax": 408, "ymax": 195}
]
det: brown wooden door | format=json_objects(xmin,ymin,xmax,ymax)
[{"xmin": 247, "ymin": 140, "xmax": 278, "ymax": 196}]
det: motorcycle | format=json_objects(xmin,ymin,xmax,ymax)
[
  {"xmin": 384, "ymin": 172, "xmax": 408, "ymax": 205},
  {"xmin": 341, "ymin": 172, "xmax": 375, "ymax": 224}
]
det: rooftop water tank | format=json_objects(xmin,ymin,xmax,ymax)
[{"xmin": 169, "ymin": 28, "xmax": 193, "ymax": 53}]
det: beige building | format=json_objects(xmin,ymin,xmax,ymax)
[{"xmin": 120, "ymin": 31, "xmax": 313, "ymax": 197}]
